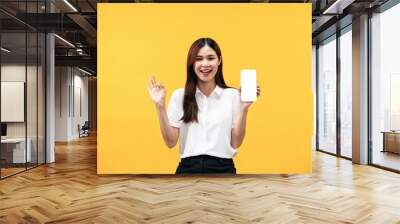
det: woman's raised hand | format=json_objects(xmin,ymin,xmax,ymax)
[{"xmin": 147, "ymin": 76, "xmax": 167, "ymax": 107}]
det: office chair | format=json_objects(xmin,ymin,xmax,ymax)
[{"xmin": 79, "ymin": 121, "xmax": 90, "ymax": 138}]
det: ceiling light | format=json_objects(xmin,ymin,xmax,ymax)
[
  {"xmin": 54, "ymin": 34, "xmax": 75, "ymax": 48},
  {"xmin": 322, "ymin": 0, "xmax": 355, "ymax": 14},
  {"xmin": 1, "ymin": 47, "xmax": 11, "ymax": 53},
  {"xmin": 63, "ymin": 0, "xmax": 78, "ymax": 12},
  {"xmin": 78, "ymin": 67, "xmax": 93, "ymax": 76}
]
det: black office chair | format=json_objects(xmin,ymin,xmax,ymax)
[{"xmin": 79, "ymin": 121, "xmax": 90, "ymax": 138}]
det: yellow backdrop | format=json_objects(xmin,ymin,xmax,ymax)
[{"xmin": 98, "ymin": 3, "xmax": 312, "ymax": 174}]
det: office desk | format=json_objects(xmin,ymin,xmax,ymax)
[
  {"xmin": 1, "ymin": 138, "xmax": 31, "ymax": 163},
  {"xmin": 381, "ymin": 131, "xmax": 400, "ymax": 154}
]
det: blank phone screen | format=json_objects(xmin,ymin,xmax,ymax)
[{"xmin": 240, "ymin": 69, "xmax": 257, "ymax": 102}]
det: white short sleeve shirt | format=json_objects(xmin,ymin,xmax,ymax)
[{"xmin": 167, "ymin": 85, "xmax": 241, "ymax": 159}]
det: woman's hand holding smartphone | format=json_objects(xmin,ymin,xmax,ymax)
[{"xmin": 240, "ymin": 69, "xmax": 260, "ymax": 110}]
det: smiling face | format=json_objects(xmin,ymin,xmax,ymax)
[{"xmin": 193, "ymin": 45, "xmax": 221, "ymax": 84}]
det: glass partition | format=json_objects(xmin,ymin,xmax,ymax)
[
  {"xmin": 0, "ymin": 1, "xmax": 46, "ymax": 179},
  {"xmin": 1, "ymin": 30, "xmax": 28, "ymax": 177}
]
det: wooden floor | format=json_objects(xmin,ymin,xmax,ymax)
[
  {"xmin": 1, "ymin": 163, "xmax": 45, "ymax": 178},
  {"xmin": 0, "ymin": 167, "xmax": 26, "ymax": 178},
  {"xmin": 1, "ymin": 135, "xmax": 400, "ymax": 223},
  {"xmin": 373, "ymin": 150, "xmax": 400, "ymax": 171}
]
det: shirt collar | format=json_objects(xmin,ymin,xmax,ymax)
[{"xmin": 196, "ymin": 85, "xmax": 223, "ymax": 98}]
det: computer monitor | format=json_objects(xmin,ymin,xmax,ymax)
[{"xmin": 1, "ymin": 123, "xmax": 7, "ymax": 137}]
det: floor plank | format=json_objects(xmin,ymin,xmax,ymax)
[{"xmin": 1, "ymin": 134, "xmax": 400, "ymax": 223}]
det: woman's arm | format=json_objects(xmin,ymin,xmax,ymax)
[
  {"xmin": 155, "ymin": 104, "xmax": 179, "ymax": 148},
  {"xmin": 231, "ymin": 107, "xmax": 249, "ymax": 149},
  {"xmin": 231, "ymin": 86, "xmax": 260, "ymax": 149},
  {"xmin": 148, "ymin": 76, "xmax": 179, "ymax": 148}
]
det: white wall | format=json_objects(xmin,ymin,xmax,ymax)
[
  {"xmin": 1, "ymin": 65, "xmax": 26, "ymax": 136},
  {"xmin": 76, "ymin": 71, "xmax": 89, "ymax": 139},
  {"xmin": 1, "ymin": 65, "xmax": 39, "ymax": 137},
  {"xmin": 55, "ymin": 66, "xmax": 70, "ymax": 141},
  {"xmin": 1, "ymin": 63, "xmax": 46, "ymax": 164},
  {"xmin": 55, "ymin": 67, "xmax": 89, "ymax": 141}
]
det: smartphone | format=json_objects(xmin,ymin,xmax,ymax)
[{"xmin": 240, "ymin": 69, "xmax": 257, "ymax": 102}]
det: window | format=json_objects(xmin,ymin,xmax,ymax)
[
  {"xmin": 371, "ymin": 2, "xmax": 400, "ymax": 171},
  {"xmin": 317, "ymin": 35, "xmax": 337, "ymax": 154},
  {"xmin": 339, "ymin": 28, "xmax": 352, "ymax": 158}
]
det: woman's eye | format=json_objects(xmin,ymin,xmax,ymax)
[{"xmin": 195, "ymin": 57, "xmax": 202, "ymax": 61}]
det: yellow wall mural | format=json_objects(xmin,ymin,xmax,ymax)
[{"xmin": 98, "ymin": 3, "xmax": 313, "ymax": 174}]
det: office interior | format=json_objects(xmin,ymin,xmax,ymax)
[
  {"xmin": 0, "ymin": 0, "xmax": 97, "ymax": 179},
  {"xmin": 0, "ymin": 0, "xmax": 400, "ymax": 222}
]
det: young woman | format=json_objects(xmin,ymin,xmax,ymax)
[{"xmin": 147, "ymin": 37, "xmax": 260, "ymax": 174}]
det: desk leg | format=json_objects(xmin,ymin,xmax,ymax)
[{"xmin": 382, "ymin": 133, "xmax": 386, "ymax": 152}]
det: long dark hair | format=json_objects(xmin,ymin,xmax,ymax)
[{"xmin": 181, "ymin": 37, "xmax": 230, "ymax": 123}]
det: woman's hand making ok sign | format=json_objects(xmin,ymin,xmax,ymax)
[{"xmin": 147, "ymin": 76, "xmax": 167, "ymax": 108}]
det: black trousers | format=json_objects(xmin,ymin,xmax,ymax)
[{"xmin": 175, "ymin": 155, "xmax": 236, "ymax": 174}]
